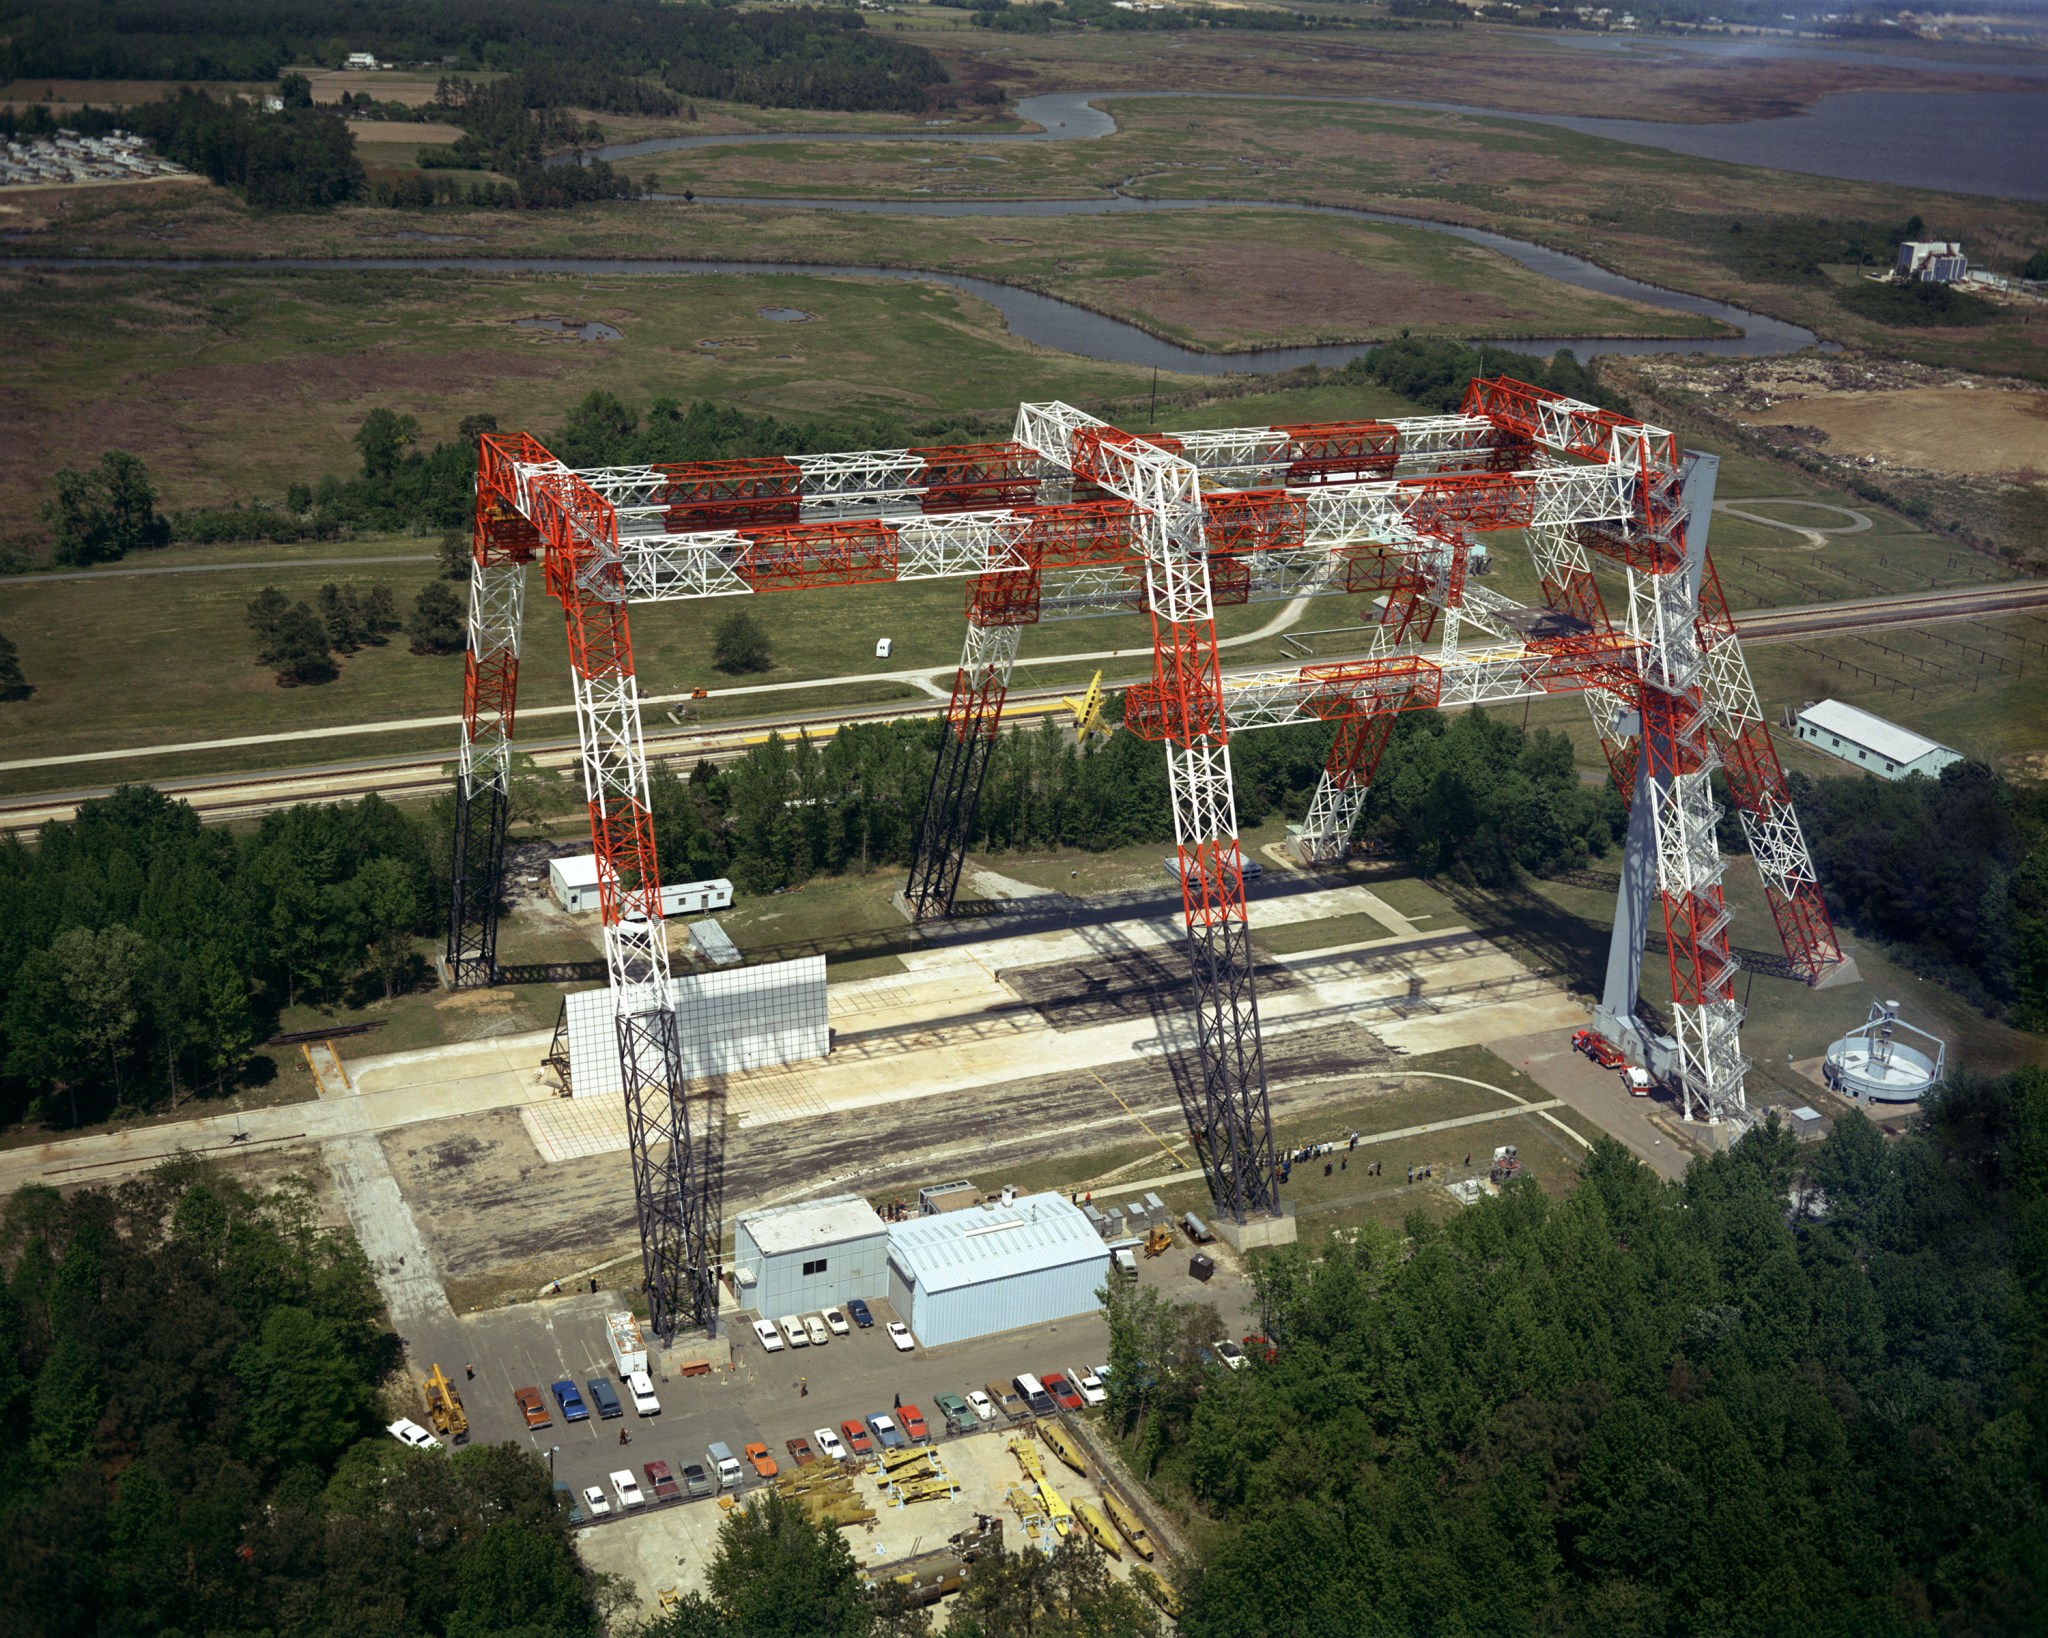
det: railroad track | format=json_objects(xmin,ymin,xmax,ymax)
[{"xmin": 6, "ymin": 578, "xmax": 2042, "ymax": 834}]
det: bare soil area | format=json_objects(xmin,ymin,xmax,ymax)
[
  {"xmin": 350, "ymin": 120, "xmax": 467, "ymax": 145},
  {"xmin": 1744, "ymin": 382, "xmax": 2048, "ymax": 478}
]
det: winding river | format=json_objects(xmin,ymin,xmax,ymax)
[{"xmin": 25, "ymin": 61, "xmax": 2036, "ymax": 376}]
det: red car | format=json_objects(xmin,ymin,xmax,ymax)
[
  {"xmin": 785, "ymin": 1435, "xmax": 816, "ymax": 1467},
  {"xmin": 898, "ymin": 1403, "xmax": 929, "ymax": 1442},
  {"xmin": 1243, "ymin": 1334, "xmax": 1278, "ymax": 1363},
  {"xmin": 1042, "ymin": 1372, "xmax": 1084, "ymax": 1412},
  {"xmin": 839, "ymin": 1418, "xmax": 873, "ymax": 1456},
  {"xmin": 513, "ymin": 1386, "xmax": 551, "ymax": 1429},
  {"xmin": 643, "ymin": 1460, "xmax": 681, "ymax": 1503}
]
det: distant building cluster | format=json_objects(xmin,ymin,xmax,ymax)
[{"xmin": 1, "ymin": 131, "xmax": 184, "ymax": 189}]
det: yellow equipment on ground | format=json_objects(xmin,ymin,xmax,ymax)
[
  {"xmin": 1101, "ymin": 1485, "xmax": 1156, "ymax": 1560},
  {"xmin": 1063, "ymin": 671, "xmax": 1113, "ymax": 742},
  {"xmin": 423, "ymin": 1364, "xmax": 468, "ymax": 1443},
  {"xmin": 1007, "ymin": 1434, "xmax": 1045, "ymax": 1482},
  {"xmin": 1037, "ymin": 1477, "xmax": 1073, "ymax": 1538},
  {"xmin": 1039, "ymin": 1419, "xmax": 1088, "ymax": 1477},
  {"xmin": 1134, "ymin": 1568, "xmax": 1182, "ymax": 1617},
  {"xmin": 1142, "ymin": 1222, "xmax": 1173, "ymax": 1258},
  {"xmin": 1073, "ymin": 1497, "xmax": 1122, "ymax": 1559}
]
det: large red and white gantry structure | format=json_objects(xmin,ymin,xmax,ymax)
[{"xmin": 447, "ymin": 377, "xmax": 1845, "ymax": 1338}]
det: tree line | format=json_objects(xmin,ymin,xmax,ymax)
[
  {"xmin": 1101, "ymin": 1071, "xmax": 2048, "ymax": 1634},
  {"xmin": 646, "ymin": 707, "xmax": 1621, "ymax": 899},
  {"xmin": 0, "ymin": 787, "xmax": 444, "ymax": 1130},
  {"xmin": 1793, "ymin": 758, "xmax": 2048, "ymax": 1026},
  {"xmin": 0, "ymin": 0, "xmax": 950, "ymax": 115},
  {"xmin": 0, "ymin": 1157, "xmax": 611, "ymax": 1636}
]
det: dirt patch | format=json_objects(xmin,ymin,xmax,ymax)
[
  {"xmin": 349, "ymin": 120, "xmax": 468, "ymax": 145},
  {"xmin": 1745, "ymin": 383, "xmax": 2048, "ymax": 479}
]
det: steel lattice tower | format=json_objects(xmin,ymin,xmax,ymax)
[{"xmin": 443, "ymin": 378, "xmax": 1846, "ymax": 1304}]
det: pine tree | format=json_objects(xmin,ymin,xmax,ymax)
[
  {"xmin": 407, "ymin": 581, "xmax": 467, "ymax": 654},
  {"xmin": 713, "ymin": 607, "xmax": 773, "ymax": 674},
  {"xmin": 245, "ymin": 586, "xmax": 292, "ymax": 662},
  {"xmin": 360, "ymin": 583, "xmax": 402, "ymax": 641},
  {"xmin": 271, "ymin": 603, "xmax": 337, "ymax": 685},
  {"xmin": 0, "ymin": 628, "xmax": 30, "ymax": 701}
]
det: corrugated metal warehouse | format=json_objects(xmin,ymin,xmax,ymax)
[
  {"xmin": 734, "ymin": 1195, "xmax": 890, "ymax": 1318},
  {"xmin": 886, "ymin": 1192, "xmax": 1108, "ymax": 1348}
]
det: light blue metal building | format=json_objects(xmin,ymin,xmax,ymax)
[
  {"xmin": 735, "ymin": 1194, "xmax": 890, "ymax": 1319},
  {"xmin": 885, "ymin": 1192, "xmax": 1109, "ymax": 1348}
]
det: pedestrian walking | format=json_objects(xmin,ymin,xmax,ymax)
[
  {"xmin": 893, "ymin": 1392, "xmax": 901, "ymax": 1410},
  {"xmin": 464, "ymin": 1364, "xmax": 474, "ymax": 1381},
  {"xmin": 1340, "ymin": 1157, "xmax": 1347, "ymax": 1172},
  {"xmin": 619, "ymin": 1429, "xmax": 630, "ymax": 1446},
  {"xmin": 800, "ymin": 1377, "xmax": 809, "ymax": 1398},
  {"xmin": 1406, "ymin": 1166, "xmax": 1414, "ymax": 1184},
  {"xmin": 1324, "ymin": 1161, "xmax": 1332, "ymax": 1177}
]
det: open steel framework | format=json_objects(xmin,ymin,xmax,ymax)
[{"xmin": 445, "ymin": 377, "xmax": 1842, "ymax": 1332}]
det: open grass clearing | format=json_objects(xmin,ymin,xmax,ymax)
[{"xmin": 1252, "ymin": 906, "xmax": 1399, "ymax": 954}]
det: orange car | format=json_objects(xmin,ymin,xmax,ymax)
[
  {"xmin": 513, "ymin": 1385, "xmax": 551, "ymax": 1429},
  {"xmin": 839, "ymin": 1418, "xmax": 873, "ymax": 1456},
  {"xmin": 743, "ymin": 1441, "xmax": 779, "ymax": 1478}
]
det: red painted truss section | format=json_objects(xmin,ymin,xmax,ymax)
[
  {"xmin": 1271, "ymin": 421, "xmax": 1399, "ymax": 484},
  {"xmin": 655, "ymin": 457, "xmax": 802, "ymax": 533},
  {"xmin": 1461, "ymin": 375, "xmax": 1675, "ymax": 471},
  {"xmin": 736, "ymin": 519, "xmax": 899, "ymax": 593},
  {"xmin": 913, "ymin": 442, "xmax": 1042, "ymax": 515},
  {"xmin": 1204, "ymin": 489, "xmax": 1307, "ymax": 556}
]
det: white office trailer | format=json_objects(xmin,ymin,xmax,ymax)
[
  {"xmin": 548, "ymin": 853, "xmax": 732, "ymax": 918},
  {"xmin": 558, "ymin": 955, "xmax": 829, "ymax": 1098},
  {"xmin": 884, "ymin": 1192, "xmax": 1109, "ymax": 1348},
  {"xmin": 1793, "ymin": 700, "xmax": 1963, "ymax": 783},
  {"xmin": 734, "ymin": 1195, "xmax": 891, "ymax": 1317}
]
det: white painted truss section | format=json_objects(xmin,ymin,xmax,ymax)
[
  {"xmin": 1297, "ymin": 775, "xmax": 1370, "ymax": 864},
  {"xmin": 458, "ymin": 555, "xmax": 526, "ymax": 789},
  {"xmin": 1163, "ymin": 414, "xmax": 1501, "ymax": 484}
]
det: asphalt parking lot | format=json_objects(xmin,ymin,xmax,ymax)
[{"xmin": 433, "ymin": 1241, "xmax": 1254, "ymax": 1520}]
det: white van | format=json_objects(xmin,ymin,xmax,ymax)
[
  {"xmin": 627, "ymin": 1370, "xmax": 661, "ymax": 1416},
  {"xmin": 1012, "ymin": 1372, "xmax": 1056, "ymax": 1417}
]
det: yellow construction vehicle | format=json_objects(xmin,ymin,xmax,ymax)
[
  {"xmin": 423, "ymin": 1364, "xmax": 468, "ymax": 1444},
  {"xmin": 1142, "ymin": 1222, "xmax": 1173, "ymax": 1258},
  {"xmin": 1062, "ymin": 671, "xmax": 1113, "ymax": 743}
]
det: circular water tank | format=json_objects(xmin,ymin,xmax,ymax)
[{"xmin": 1824, "ymin": 1033, "xmax": 1939, "ymax": 1103}]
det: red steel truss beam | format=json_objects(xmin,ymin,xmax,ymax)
[
  {"xmin": 1461, "ymin": 375, "xmax": 1676, "ymax": 470},
  {"xmin": 655, "ymin": 456, "xmax": 802, "ymax": 533},
  {"xmin": 1271, "ymin": 420, "xmax": 1400, "ymax": 484},
  {"xmin": 913, "ymin": 441, "xmax": 1043, "ymax": 515},
  {"xmin": 1203, "ymin": 489, "xmax": 1309, "ymax": 555},
  {"xmin": 736, "ymin": 518, "xmax": 899, "ymax": 592}
]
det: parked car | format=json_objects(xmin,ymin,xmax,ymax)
[
  {"xmin": 778, "ymin": 1315, "xmax": 810, "ymax": 1349},
  {"xmin": 847, "ymin": 1298, "xmax": 875, "ymax": 1328},
  {"xmin": 802, "ymin": 1314, "xmax": 832, "ymax": 1347},
  {"xmin": 551, "ymin": 1379, "xmax": 589, "ymax": 1422},
  {"xmin": 813, "ymin": 1426, "xmax": 849, "ymax": 1462},
  {"xmin": 753, "ymin": 1318, "xmax": 785, "ymax": 1353},
  {"xmin": 984, "ymin": 1381, "xmax": 1026, "ymax": 1422},
  {"xmin": 1214, "ymin": 1339, "xmax": 1246, "ymax": 1372},
  {"xmin": 1243, "ymin": 1334, "xmax": 1278, "ymax": 1363},
  {"xmin": 587, "ymin": 1377, "xmax": 623, "ymax": 1419},
  {"xmin": 644, "ymin": 1461, "xmax": 681, "ymax": 1503},
  {"xmin": 822, "ymin": 1306, "xmax": 851, "ymax": 1337},
  {"xmin": 839, "ymin": 1419, "xmax": 873, "ymax": 1456},
  {"xmin": 898, "ymin": 1403, "xmax": 929, "ymax": 1442},
  {"xmin": 866, "ymin": 1413, "xmax": 906, "ymax": 1451},
  {"xmin": 387, "ymin": 1418, "xmax": 442, "ymax": 1451},
  {"xmin": 744, "ymin": 1441, "xmax": 779, "ymax": 1478},
  {"xmin": 965, "ymin": 1388, "xmax": 997, "ymax": 1424},
  {"xmin": 627, "ymin": 1370, "xmax": 661, "ymax": 1415},
  {"xmin": 786, "ymin": 1434, "xmax": 816, "ymax": 1467},
  {"xmin": 934, "ymin": 1391, "xmax": 976, "ymax": 1434},
  {"xmin": 513, "ymin": 1386, "xmax": 551, "ymax": 1429},
  {"xmin": 610, "ymin": 1469, "xmax": 646, "ymax": 1509},
  {"xmin": 1042, "ymin": 1372, "xmax": 1084, "ymax": 1412},
  {"xmin": 1071, "ymin": 1366, "xmax": 1107, "ymax": 1407},
  {"xmin": 581, "ymin": 1484, "xmax": 612, "ymax": 1518},
  {"xmin": 707, "ymin": 1442, "xmax": 743, "ymax": 1489},
  {"xmin": 886, "ymin": 1321, "xmax": 917, "ymax": 1353},
  {"xmin": 681, "ymin": 1462, "xmax": 712, "ymax": 1499}
]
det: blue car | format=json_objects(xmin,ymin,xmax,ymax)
[
  {"xmin": 551, "ymin": 1379, "xmax": 589, "ymax": 1423},
  {"xmin": 846, "ymin": 1298, "xmax": 875, "ymax": 1329},
  {"xmin": 866, "ymin": 1412, "xmax": 906, "ymax": 1451}
]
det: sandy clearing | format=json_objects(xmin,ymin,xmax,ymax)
[
  {"xmin": 1744, "ymin": 384, "xmax": 2048, "ymax": 478},
  {"xmin": 350, "ymin": 120, "xmax": 468, "ymax": 144}
]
